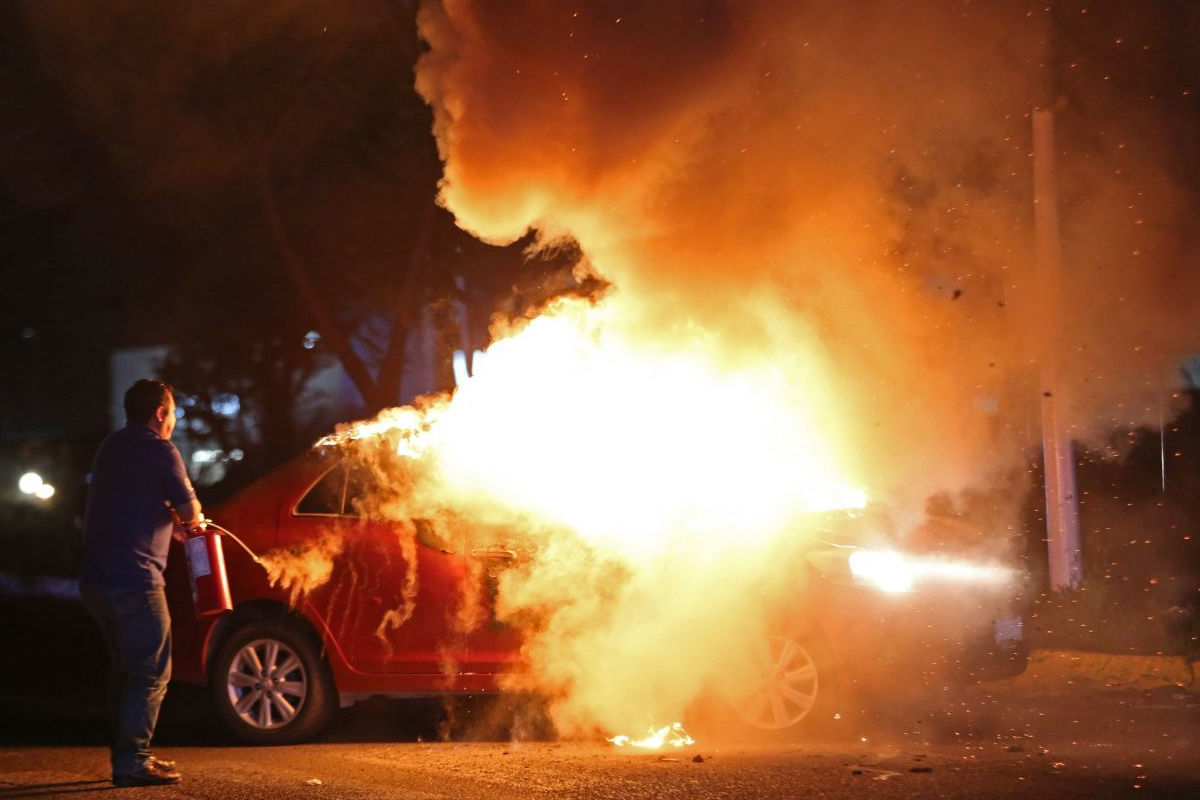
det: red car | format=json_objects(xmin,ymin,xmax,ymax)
[
  {"xmin": 167, "ymin": 450, "xmax": 1027, "ymax": 744},
  {"xmin": 165, "ymin": 450, "xmax": 523, "ymax": 744}
]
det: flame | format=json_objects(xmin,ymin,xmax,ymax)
[
  {"xmin": 319, "ymin": 291, "xmax": 868, "ymax": 735},
  {"xmin": 607, "ymin": 722, "xmax": 695, "ymax": 749},
  {"xmin": 325, "ymin": 295, "xmax": 866, "ymax": 560}
]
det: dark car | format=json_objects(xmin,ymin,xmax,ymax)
[
  {"xmin": 166, "ymin": 452, "xmax": 1028, "ymax": 743},
  {"xmin": 725, "ymin": 511, "xmax": 1029, "ymax": 732}
]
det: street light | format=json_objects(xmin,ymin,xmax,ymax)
[
  {"xmin": 18, "ymin": 472, "xmax": 43, "ymax": 495},
  {"xmin": 17, "ymin": 472, "xmax": 54, "ymax": 501}
]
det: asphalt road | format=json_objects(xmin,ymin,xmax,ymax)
[
  {"xmin": 1, "ymin": 596, "xmax": 1198, "ymax": 799},
  {"xmin": 1, "ymin": 700, "xmax": 1197, "ymax": 800}
]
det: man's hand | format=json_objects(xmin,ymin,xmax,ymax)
[
  {"xmin": 179, "ymin": 499, "xmax": 204, "ymax": 528},
  {"xmin": 174, "ymin": 499, "xmax": 205, "ymax": 534}
]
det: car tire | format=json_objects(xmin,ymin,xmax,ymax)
[
  {"xmin": 210, "ymin": 620, "xmax": 337, "ymax": 745},
  {"xmin": 727, "ymin": 630, "xmax": 837, "ymax": 736}
]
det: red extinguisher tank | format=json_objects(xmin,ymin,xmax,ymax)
[{"xmin": 185, "ymin": 527, "xmax": 233, "ymax": 618}]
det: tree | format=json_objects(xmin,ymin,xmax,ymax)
[{"xmin": 0, "ymin": 0, "xmax": 588, "ymax": 496}]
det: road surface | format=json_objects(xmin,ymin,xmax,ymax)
[{"xmin": 1, "ymin": 596, "xmax": 1197, "ymax": 799}]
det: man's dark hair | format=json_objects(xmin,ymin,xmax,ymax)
[{"xmin": 124, "ymin": 379, "xmax": 174, "ymax": 424}]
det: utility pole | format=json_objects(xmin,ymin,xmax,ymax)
[{"xmin": 1032, "ymin": 107, "xmax": 1083, "ymax": 590}]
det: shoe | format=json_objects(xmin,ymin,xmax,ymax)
[
  {"xmin": 113, "ymin": 761, "xmax": 182, "ymax": 787},
  {"xmin": 149, "ymin": 755, "xmax": 177, "ymax": 770}
]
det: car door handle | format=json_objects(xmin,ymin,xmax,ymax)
[{"xmin": 470, "ymin": 548, "xmax": 516, "ymax": 561}]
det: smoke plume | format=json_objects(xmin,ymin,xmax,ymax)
[
  {"xmin": 401, "ymin": 0, "xmax": 1200, "ymax": 735},
  {"xmin": 260, "ymin": 531, "xmax": 344, "ymax": 609}
]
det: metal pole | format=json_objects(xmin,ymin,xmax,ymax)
[
  {"xmin": 1033, "ymin": 108, "xmax": 1082, "ymax": 590},
  {"xmin": 1158, "ymin": 357, "xmax": 1167, "ymax": 495}
]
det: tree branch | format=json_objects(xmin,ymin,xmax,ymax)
[{"xmin": 256, "ymin": 39, "xmax": 389, "ymax": 412}]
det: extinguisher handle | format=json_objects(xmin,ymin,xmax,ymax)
[{"xmin": 165, "ymin": 503, "xmax": 206, "ymax": 534}]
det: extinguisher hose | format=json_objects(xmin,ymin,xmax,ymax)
[{"xmin": 202, "ymin": 520, "xmax": 266, "ymax": 568}]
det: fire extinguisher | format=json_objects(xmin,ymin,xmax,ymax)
[
  {"xmin": 184, "ymin": 521, "xmax": 233, "ymax": 618},
  {"xmin": 171, "ymin": 512, "xmax": 262, "ymax": 619},
  {"xmin": 168, "ymin": 502, "xmax": 263, "ymax": 619}
]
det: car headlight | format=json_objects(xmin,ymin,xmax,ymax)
[
  {"xmin": 848, "ymin": 548, "xmax": 1015, "ymax": 593},
  {"xmin": 848, "ymin": 549, "xmax": 914, "ymax": 593}
]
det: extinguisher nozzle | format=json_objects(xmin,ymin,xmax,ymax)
[{"xmin": 203, "ymin": 521, "xmax": 267, "ymax": 570}]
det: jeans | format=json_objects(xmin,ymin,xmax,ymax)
[{"xmin": 80, "ymin": 584, "xmax": 172, "ymax": 776}]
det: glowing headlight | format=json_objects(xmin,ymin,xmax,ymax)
[
  {"xmin": 848, "ymin": 549, "xmax": 1014, "ymax": 592},
  {"xmin": 848, "ymin": 549, "xmax": 914, "ymax": 593}
]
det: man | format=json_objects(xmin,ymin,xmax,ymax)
[{"xmin": 79, "ymin": 379, "xmax": 202, "ymax": 787}]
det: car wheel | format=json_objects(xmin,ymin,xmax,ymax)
[
  {"xmin": 730, "ymin": 632, "xmax": 832, "ymax": 732},
  {"xmin": 211, "ymin": 620, "xmax": 337, "ymax": 745}
]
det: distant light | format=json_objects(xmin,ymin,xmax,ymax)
[
  {"xmin": 20, "ymin": 326, "xmax": 35, "ymax": 340},
  {"xmin": 34, "ymin": 483, "xmax": 55, "ymax": 500},
  {"xmin": 212, "ymin": 393, "xmax": 241, "ymax": 416},
  {"xmin": 230, "ymin": 448, "xmax": 245, "ymax": 461},
  {"xmin": 18, "ymin": 472, "xmax": 43, "ymax": 495},
  {"xmin": 191, "ymin": 449, "xmax": 219, "ymax": 464},
  {"xmin": 303, "ymin": 330, "xmax": 320, "ymax": 350}
]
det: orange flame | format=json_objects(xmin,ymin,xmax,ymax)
[
  {"xmin": 323, "ymin": 295, "xmax": 866, "ymax": 560},
  {"xmin": 607, "ymin": 722, "xmax": 695, "ymax": 749},
  {"xmin": 321, "ymin": 292, "xmax": 867, "ymax": 735}
]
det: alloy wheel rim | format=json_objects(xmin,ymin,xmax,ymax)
[
  {"xmin": 226, "ymin": 638, "xmax": 308, "ymax": 730},
  {"xmin": 736, "ymin": 634, "xmax": 819, "ymax": 730}
]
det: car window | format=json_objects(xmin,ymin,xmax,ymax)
[
  {"xmin": 295, "ymin": 465, "xmax": 345, "ymax": 516},
  {"xmin": 343, "ymin": 464, "xmax": 373, "ymax": 519},
  {"xmin": 306, "ymin": 460, "xmax": 455, "ymax": 553}
]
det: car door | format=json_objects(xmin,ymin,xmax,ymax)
[
  {"xmin": 280, "ymin": 461, "xmax": 471, "ymax": 675},
  {"xmin": 339, "ymin": 463, "xmax": 474, "ymax": 675},
  {"xmin": 460, "ymin": 542, "xmax": 525, "ymax": 674}
]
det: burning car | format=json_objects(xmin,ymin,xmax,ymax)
[
  {"xmin": 165, "ymin": 449, "xmax": 525, "ymax": 744},
  {"xmin": 165, "ymin": 448, "xmax": 1028, "ymax": 744}
]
